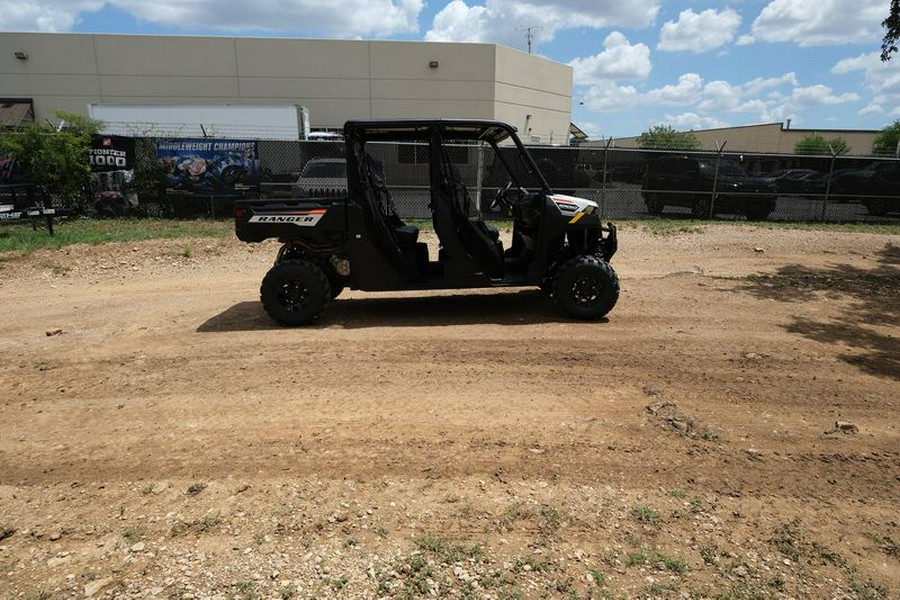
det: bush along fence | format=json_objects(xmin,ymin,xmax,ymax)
[{"xmin": 3, "ymin": 135, "xmax": 899, "ymax": 224}]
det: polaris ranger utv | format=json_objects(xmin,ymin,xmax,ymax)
[{"xmin": 234, "ymin": 119, "xmax": 619, "ymax": 326}]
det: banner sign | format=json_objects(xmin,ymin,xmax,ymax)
[
  {"xmin": 156, "ymin": 139, "xmax": 260, "ymax": 196},
  {"xmin": 90, "ymin": 135, "xmax": 136, "ymax": 172}
]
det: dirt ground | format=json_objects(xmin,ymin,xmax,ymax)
[{"xmin": 0, "ymin": 223, "xmax": 897, "ymax": 599}]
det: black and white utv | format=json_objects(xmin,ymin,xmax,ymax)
[{"xmin": 235, "ymin": 119, "xmax": 619, "ymax": 325}]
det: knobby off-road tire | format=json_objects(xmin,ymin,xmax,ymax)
[
  {"xmin": 276, "ymin": 245, "xmax": 344, "ymax": 300},
  {"xmin": 260, "ymin": 259, "xmax": 331, "ymax": 326},
  {"xmin": 553, "ymin": 255, "xmax": 620, "ymax": 320}
]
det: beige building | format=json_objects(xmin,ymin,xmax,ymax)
[
  {"xmin": 604, "ymin": 122, "xmax": 880, "ymax": 156},
  {"xmin": 0, "ymin": 32, "xmax": 572, "ymax": 143}
]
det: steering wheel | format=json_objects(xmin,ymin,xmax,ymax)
[
  {"xmin": 493, "ymin": 181, "xmax": 531, "ymax": 212},
  {"xmin": 491, "ymin": 181, "xmax": 513, "ymax": 212}
]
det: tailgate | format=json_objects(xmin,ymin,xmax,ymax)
[{"xmin": 234, "ymin": 197, "xmax": 346, "ymax": 243}]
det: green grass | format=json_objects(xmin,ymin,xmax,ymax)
[
  {"xmin": 2, "ymin": 216, "xmax": 896, "ymax": 260},
  {"xmin": 414, "ymin": 536, "xmax": 486, "ymax": 563},
  {"xmin": 0, "ymin": 218, "xmax": 231, "ymax": 256},
  {"xmin": 122, "ymin": 526, "xmax": 145, "ymax": 544},
  {"xmin": 631, "ymin": 504, "xmax": 662, "ymax": 524},
  {"xmin": 619, "ymin": 218, "xmax": 900, "ymax": 236},
  {"xmin": 626, "ymin": 548, "xmax": 689, "ymax": 574}
]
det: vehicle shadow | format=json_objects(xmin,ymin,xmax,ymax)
[
  {"xmin": 197, "ymin": 289, "xmax": 581, "ymax": 332},
  {"xmin": 737, "ymin": 242, "xmax": 899, "ymax": 380}
]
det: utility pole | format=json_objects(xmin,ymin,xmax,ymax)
[{"xmin": 519, "ymin": 26, "xmax": 541, "ymax": 54}]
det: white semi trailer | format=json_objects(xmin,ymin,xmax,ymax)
[{"xmin": 88, "ymin": 104, "xmax": 311, "ymax": 140}]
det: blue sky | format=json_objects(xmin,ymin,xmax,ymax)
[{"xmin": 4, "ymin": 0, "xmax": 899, "ymax": 139}]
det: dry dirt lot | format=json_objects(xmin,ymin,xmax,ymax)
[{"xmin": 0, "ymin": 223, "xmax": 898, "ymax": 600}]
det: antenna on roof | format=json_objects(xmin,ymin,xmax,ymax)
[{"xmin": 518, "ymin": 26, "xmax": 541, "ymax": 54}]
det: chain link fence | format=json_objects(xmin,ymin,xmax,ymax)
[{"xmin": 89, "ymin": 138, "xmax": 900, "ymax": 223}]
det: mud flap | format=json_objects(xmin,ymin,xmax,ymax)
[{"xmin": 601, "ymin": 222, "xmax": 618, "ymax": 262}]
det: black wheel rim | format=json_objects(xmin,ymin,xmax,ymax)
[
  {"xmin": 278, "ymin": 279, "xmax": 309, "ymax": 312},
  {"xmin": 571, "ymin": 274, "xmax": 602, "ymax": 307}
]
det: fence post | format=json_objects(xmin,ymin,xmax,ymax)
[
  {"xmin": 710, "ymin": 140, "xmax": 727, "ymax": 219},
  {"xmin": 475, "ymin": 143, "xmax": 484, "ymax": 212},
  {"xmin": 820, "ymin": 146, "xmax": 838, "ymax": 222},
  {"xmin": 600, "ymin": 138, "xmax": 613, "ymax": 218}
]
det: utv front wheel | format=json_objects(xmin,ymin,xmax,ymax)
[
  {"xmin": 554, "ymin": 255, "xmax": 619, "ymax": 320},
  {"xmin": 260, "ymin": 259, "xmax": 331, "ymax": 326}
]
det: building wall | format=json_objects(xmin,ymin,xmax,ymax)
[
  {"xmin": 0, "ymin": 32, "xmax": 571, "ymax": 140},
  {"xmin": 494, "ymin": 45, "xmax": 573, "ymax": 145}
]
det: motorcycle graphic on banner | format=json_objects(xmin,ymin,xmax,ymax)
[{"xmin": 156, "ymin": 139, "xmax": 260, "ymax": 197}]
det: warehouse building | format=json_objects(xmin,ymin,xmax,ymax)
[
  {"xmin": 0, "ymin": 32, "xmax": 573, "ymax": 144},
  {"xmin": 603, "ymin": 122, "xmax": 880, "ymax": 155}
]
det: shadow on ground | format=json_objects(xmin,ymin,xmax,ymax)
[
  {"xmin": 739, "ymin": 242, "xmax": 899, "ymax": 380},
  {"xmin": 197, "ymin": 289, "xmax": 579, "ymax": 332}
]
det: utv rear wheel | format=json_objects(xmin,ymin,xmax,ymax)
[
  {"xmin": 260, "ymin": 259, "xmax": 331, "ymax": 326},
  {"xmin": 554, "ymin": 255, "xmax": 619, "ymax": 320}
]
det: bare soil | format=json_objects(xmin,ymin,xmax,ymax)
[{"xmin": 0, "ymin": 224, "xmax": 898, "ymax": 599}]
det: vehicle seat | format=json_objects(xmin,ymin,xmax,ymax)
[
  {"xmin": 366, "ymin": 155, "xmax": 419, "ymax": 247},
  {"xmin": 437, "ymin": 149, "xmax": 504, "ymax": 277},
  {"xmin": 354, "ymin": 151, "xmax": 421, "ymax": 280}
]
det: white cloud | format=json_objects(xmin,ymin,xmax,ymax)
[
  {"xmin": 425, "ymin": 0, "xmax": 660, "ymax": 49},
  {"xmin": 831, "ymin": 52, "xmax": 879, "ymax": 74},
  {"xmin": 0, "ymin": 1, "xmax": 103, "ymax": 31},
  {"xmin": 646, "ymin": 73, "xmax": 704, "ymax": 105},
  {"xmin": 658, "ymin": 8, "xmax": 741, "ymax": 53},
  {"xmin": 736, "ymin": 99, "xmax": 771, "ymax": 114},
  {"xmin": 641, "ymin": 73, "xmax": 795, "ymax": 117},
  {"xmin": 830, "ymin": 51, "xmax": 900, "ymax": 119},
  {"xmin": 581, "ymin": 81, "xmax": 639, "ymax": 112},
  {"xmin": 696, "ymin": 80, "xmax": 740, "ymax": 112},
  {"xmin": 0, "ymin": 0, "xmax": 424, "ymax": 37},
  {"xmin": 859, "ymin": 104, "xmax": 884, "ymax": 116},
  {"xmin": 736, "ymin": 34, "xmax": 755, "ymax": 46},
  {"xmin": 660, "ymin": 112, "xmax": 730, "ymax": 131},
  {"xmin": 426, "ymin": 1, "xmax": 488, "ymax": 42},
  {"xmin": 752, "ymin": 0, "xmax": 884, "ymax": 47},
  {"xmin": 569, "ymin": 32, "xmax": 651, "ymax": 85},
  {"xmin": 790, "ymin": 85, "xmax": 859, "ymax": 105},
  {"xmin": 582, "ymin": 69, "xmax": 858, "ymax": 127},
  {"xmin": 742, "ymin": 73, "xmax": 799, "ymax": 95}
]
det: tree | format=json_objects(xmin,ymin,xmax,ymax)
[
  {"xmin": 793, "ymin": 134, "xmax": 851, "ymax": 156},
  {"xmin": 882, "ymin": 0, "xmax": 900, "ymax": 61},
  {"xmin": 872, "ymin": 120, "xmax": 900, "ymax": 155},
  {"xmin": 636, "ymin": 125, "xmax": 701, "ymax": 151},
  {"xmin": 0, "ymin": 111, "xmax": 102, "ymax": 211}
]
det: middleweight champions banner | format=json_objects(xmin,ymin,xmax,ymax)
[
  {"xmin": 90, "ymin": 135, "xmax": 136, "ymax": 172},
  {"xmin": 156, "ymin": 139, "xmax": 260, "ymax": 196}
]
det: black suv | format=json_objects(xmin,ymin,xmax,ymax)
[
  {"xmin": 806, "ymin": 162, "xmax": 900, "ymax": 216},
  {"xmin": 642, "ymin": 156, "xmax": 777, "ymax": 220}
]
